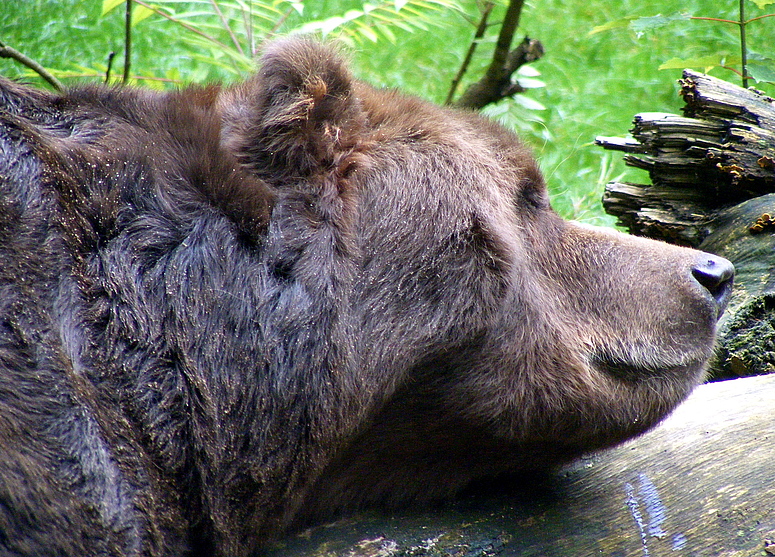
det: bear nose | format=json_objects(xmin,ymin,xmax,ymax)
[{"xmin": 692, "ymin": 255, "xmax": 734, "ymax": 318}]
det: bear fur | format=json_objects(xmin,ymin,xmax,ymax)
[{"xmin": 0, "ymin": 38, "xmax": 732, "ymax": 556}]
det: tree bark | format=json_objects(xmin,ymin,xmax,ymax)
[
  {"xmin": 264, "ymin": 374, "xmax": 775, "ymax": 557},
  {"xmin": 449, "ymin": 0, "xmax": 544, "ymax": 111},
  {"xmin": 699, "ymin": 193, "xmax": 775, "ymax": 378},
  {"xmin": 453, "ymin": 36, "xmax": 544, "ymax": 110}
]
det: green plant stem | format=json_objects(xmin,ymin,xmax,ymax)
[
  {"xmin": 689, "ymin": 9, "xmax": 775, "ymax": 88},
  {"xmin": 123, "ymin": 0, "xmax": 132, "ymax": 83},
  {"xmin": 740, "ymin": 0, "xmax": 748, "ymax": 88},
  {"xmin": 208, "ymin": 0, "xmax": 244, "ymax": 56}
]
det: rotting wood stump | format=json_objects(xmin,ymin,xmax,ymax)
[
  {"xmin": 597, "ymin": 69, "xmax": 775, "ymax": 248},
  {"xmin": 597, "ymin": 70, "xmax": 775, "ymax": 379},
  {"xmin": 264, "ymin": 375, "xmax": 775, "ymax": 557}
]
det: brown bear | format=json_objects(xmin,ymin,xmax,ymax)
[{"xmin": 0, "ymin": 38, "xmax": 732, "ymax": 556}]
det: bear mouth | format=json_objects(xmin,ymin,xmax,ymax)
[{"xmin": 591, "ymin": 353, "xmax": 702, "ymax": 383}]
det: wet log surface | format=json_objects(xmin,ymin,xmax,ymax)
[
  {"xmin": 263, "ymin": 374, "xmax": 775, "ymax": 557},
  {"xmin": 597, "ymin": 70, "xmax": 775, "ymax": 248}
]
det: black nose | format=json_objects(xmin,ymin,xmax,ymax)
[{"xmin": 692, "ymin": 255, "xmax": 734, "ymax": 318}]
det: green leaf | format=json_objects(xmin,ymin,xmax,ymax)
[
  {"xmin": 630, "ymin": 12, "xmax": 691, "ymax": 35},
  {"xmin": 659, "ymin": 54, "xmax": 741, "ymax": 72},
  {"xmin": 588, "ymin": 16, "xmax": 637, "ymax": 35},
  {"xmin": 290, "ymin": 0, "xmax": 460, "ymax": 41},
  {"xmin": 354, "ymin": 21, "xmax": 379, "ymax": 42},
  {"xmin": 512, "ymin": 95, "xmax": 546, "ymax": 111},
  {"xmin": 378, "ymin": 25, "xmax": 397, "ymax": 43},
  {"xmin": 296, "ymin": 15, "xmax": 347, "ymax": 36},
  {"xmin": 750, "ymin": 0, "xmax": 775, "ymax": 9},
  {"xmin": 748, "ymin": 52, "xmax": 770, "ymax": 61},
  {"xmin": 132, "ymin": 4, "xmax": 155, "ymax": 25},
  {"xmin": 516, "ymin": 77, "xmax": 545, "ymax": 89},
  {"xmin": 102, "ymin": 0, "xmax": 125, "ymax": 16},
  {"xmin": 748, "ymin": 62, "xmax": 775, "ymax": 83}
]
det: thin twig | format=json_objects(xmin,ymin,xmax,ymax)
[
  {"xmin": 123, "ymin": 0, "xmax": 132, "ymax": 83},
  {"xmin": 271, "ymin": 5, "xmax": 296, "ymax": 36},
  {"xmin": 739, "ymin": 0, "xmax": 748, "ymax": 89},
  {"xmin": 445, "ymin": 1, "xmax": 494, "ymax": 105},
  {"xmin": 691, "ymin": 14, "xmax": 775, "ymax": 25},
  {"xmin": 0, "ymin": 40, "xmax": 64, "ymax": 91},
  {"xmin": 690, "ymin": 16, "xmax": 740, "ymax": 25},
  {"xmin": 209, "ymin": 0, "xmax": 244, "ymax": 56},
  {"xmin": 106, "ymin": 51, "xmax": 116, "ymax": 83},
  {"xmin": 742, "ymin": 13, "xmax": 775, "ymax": 24},
  {"xmin": 243, "ymin": 1, "xmax": 254, "ymax": 56},
  {"xmin": 132, "ymin": 0, "xmax": 231, "ymax": 51}
]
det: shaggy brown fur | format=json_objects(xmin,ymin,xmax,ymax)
[{"xmin": 0, "ymin": 38, "xmax": 732, "ymax": 556}]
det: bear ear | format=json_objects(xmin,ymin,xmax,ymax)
[{"xmin": 221, "ymin": 37, "xmax": 368, "ymax": 186}]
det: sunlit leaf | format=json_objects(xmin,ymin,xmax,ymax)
[
  {"xmin": 659, "ymin": 54, "xmax": 740, "ymax": 72},
  {"xmin": 517, "ymin": 65, "xmax": 541, "ymax": 77},
  {"xmin": 748, "ymin": 62, "xmax": 775, "ymax": 83},
  {"xmin": 354, "ymin": 21, "xmax": 379, "ymax": 42},
  {"xmin": 102, "ymin": 0, "xmax": 125, "ymax": 16},
  {"xmin": 378, "ymin": 24, "xmax": 397, "ymax": 43},
  {"xmin": 750, "ymin": 0, "xmax": 775, "ymax": 9},
  {"xmin": 516, "ymin": 77, "xmax": 545, "ymax": 89},
  {"xmin": 588, "ymin": 16, "xmax": 637, "ymax": 35},
  {"xmin": 630, "ymin": 13, "xmax": 691, "ymax": 36},
  {"xmin": 132, "ymin": 4, "xmax": 155, "ymax": 25},
  {"xmin": 299, "ymin": 16, "xmax": 343, "ymax": 36},
  {"xmin": 289, "ymin": 0, "xmax": 460, "ymax": 41},
  {"xmin": 512, "ymin": 95, "xmax": 546, "ymax": 111}
]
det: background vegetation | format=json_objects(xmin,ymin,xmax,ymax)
[{"xmin": 2, "ymin": 0, "xmax": 773, "ymax": 225}]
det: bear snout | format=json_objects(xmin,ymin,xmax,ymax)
[{"xmin": 691, "ymin": 254, "xmax": 734, "ymax": 319}]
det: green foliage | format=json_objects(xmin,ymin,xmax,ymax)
[
  {"xmin": 0, "ymin": 0, "xmax": 752, "ymax": 225},
  {"xmin": 592, "ymin": 1, "xmax": 775, "ymax": 87},
  {"xmin": 629, "ymin": 12, "xmax": 691, "ymax": 35},
  {"xmin": 93, "ymin": 0, "xmax": 461, "ymax": 82},
  {"xmin": 588, "ymin": 12, "xmax": 692, "ymax": 35}
]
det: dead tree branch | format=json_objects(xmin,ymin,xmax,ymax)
[
  {"xmin": 452, "ymin": 0, "xmax": 544, "ymax": 110},
  {"xmin": 445, "ymin": 2, "xmax": 495, "ymax": 106},
  {"xmin": 0, "ymin": 41, "xmax": 64, "ymax": 92}
]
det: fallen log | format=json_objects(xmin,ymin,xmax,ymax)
[{"xmin": 264, "ymin": 374, "xmax": 775, "ymax": 557}]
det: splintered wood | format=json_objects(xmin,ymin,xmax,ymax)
[{"xmin": 597, "ymin": 70, "xmax": 775, "ymax": 248}]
